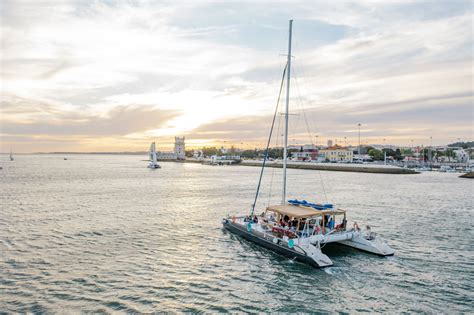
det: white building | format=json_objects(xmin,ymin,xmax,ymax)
[
  {"xmin": 174, "ymin": 136, "xmax": 186, "ymax": 160},
  {"xmin": 157, "ymin": 136, "xmax": 186, "ymax": 160},
  {"xmin": 319, "ymin": 145, "xmax": 353, "ymax": 162}
]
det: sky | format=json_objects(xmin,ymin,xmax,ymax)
[{"xmin": 1, "ymin": 0, "xmax": 473, "ymax": 152}]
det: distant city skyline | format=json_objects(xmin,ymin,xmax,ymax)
[{"xmin": 1, "ymin": 1, "xmax": 472, "ymax": 153}]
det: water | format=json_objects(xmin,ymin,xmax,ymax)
[{"xmin": 1, "ymin": 154, "xmax": 472, "ymax": 313}]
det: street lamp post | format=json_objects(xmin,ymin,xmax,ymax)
[
  {"xmin": 357, "ymin": 123, "xmax": 362, "ymax": 155},
  {"xmin": 429, "ymin": 136, "xmax": 433, "ymax": 169}
]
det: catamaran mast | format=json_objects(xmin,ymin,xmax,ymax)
[{"xmin": 282, "ymin": 19, "xmax": 293, "ymax": 205}]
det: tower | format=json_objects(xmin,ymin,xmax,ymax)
[{"xmin": 174, "ymin": 136, "xmax": 185, "ymax": 160}]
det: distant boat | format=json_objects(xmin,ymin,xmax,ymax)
[
  {"xmin": 64, "ymin": 158, "xmax": 68, "ymax": 160},
  {"xmin": 9, "ymin": 150, "xmax": 14, "ymax": 161},
  {"xmin": 148, "ymin": 142, "xmax": 161, "ymax": 169}
]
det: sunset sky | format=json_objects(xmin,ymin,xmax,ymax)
[{"xmin": 1, "ymin": 0, "xmax": 472, "ymax": 152}]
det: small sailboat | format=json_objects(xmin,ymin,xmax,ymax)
[
  {"xmin": 10, "ymin": 150, "xmax": 14, "ymax": 161},
  {"xmin": 222, "ymin": 20, "xmax": 394, "ymax": 268},
  {"xmin": 148, "ymin": 142, "xmax": 161, "ymax": 169}
]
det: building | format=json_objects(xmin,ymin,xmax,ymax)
[
  {"xmin": 291, "ymin": 151, "xmax": 318, "ymax": 161},
  {"xmin": 327, "ymin": 140, "xmax": 333, "ymax": 147},
  {"xmin": 319, "ymin": 145, "xmax": 353, "ymax": 162},
  {"xmin": 289, "ymin": 144, "xmax": 319, "ymax": 161},
  {"xmin": 157, "ymin": 136, "xmax": 186, "ymax": 160},
  {"xmin": 174, "ymin": 136, "xmax": 185, "ymax": 160}
]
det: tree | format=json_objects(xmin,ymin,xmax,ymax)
[
  {"xmin": 240, "ymin": 150, "xmax": 257, "ymax": 159},
  {"xmin": 267, "ymin": 148, "xmax": 283, "ymax": 159},
  {"xmin": 202, "ymin": 147, "xmax": 219, "ymax": 157},
  {"xmin": 394, "ymin": 148, "xmax": 402, "ymax": 160},
  {"xmin": 401, "ymin": 148, "xmax": 413, "ymax": 156},
  {"xmin": 445, "ymin": 148, "xmax": 455, "ymax": 162},
  {"xmin": 381, "ymin": 148, "xmax": 403, "ymax": 161},
  {"xmin": 382, "ymin": 148, "xmax": 396, "ymax": 157},
  {"xmin": 368, "ymin": 148, "xmax": 384, "ymax": 161}
]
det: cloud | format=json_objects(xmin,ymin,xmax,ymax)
[
  {"xmin": 0, "ymin": 94, "xmax": 180, "ymax": 136},
  {"xmin": 0, "ymin": 0, "xmax": 472, "ymax": 151},
  {"xmin": 187, "ymin": 90, "xmax": 473, "ymax": 147}
]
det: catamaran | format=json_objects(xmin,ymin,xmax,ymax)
[
  {"xmin": 148, "ymin": 142, "xmax": 161, "ymax": 169},
  {"xmin": 222, "ymin": 20, "xmax": 394, "ymax": 268}
]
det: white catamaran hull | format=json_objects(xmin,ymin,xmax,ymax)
[
  {"xmin": 309, "ymin": 231, "xmax": 394, "ymax": 256},
  {"xmin": 336, "ymin": 233, "xmax": 395, "ymax": 256}
]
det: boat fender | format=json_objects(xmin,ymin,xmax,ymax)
[
  {"xmin": 247, "ymin": 223, "xmax": 252, "ymax": 232},
  {"xmin": 315, "ymin": 226, "xmax": 321, "ymax": 234},
  {"xmin": 288, "ymin": 239, "xmax": 294, "ymax": 249},
  {"xmin": 232, "ymin": 216, "xmax": 236, "ymax": 223}
]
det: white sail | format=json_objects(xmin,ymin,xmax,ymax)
[
  {"xmin": 148, "ymin": 142, "xmax": 160, "ymax": 168},
  {"xmin": 152, "ymin": 142, "xmax": 158, "ymax": 165},
  {"xmin": 149, "ymin": 143, "xmax": 154, "ymax": 161}
]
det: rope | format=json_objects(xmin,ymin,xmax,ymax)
[
  {"xmin": 292, "ymin": 60, "xmax": 329, "ymax": 204},
  {"xmin": 267, "ymin": 113, "xmax": 282, "ymax": 207},
  {"xmin": 251, "ymin": 63, "xmax": 287, "ymax": 216},
  {"xmin": 292, "ymin": 66, "xmax": 314, "ymax": 145}
]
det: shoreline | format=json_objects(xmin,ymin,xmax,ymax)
[
  {"xmin": 239, "ymin": 161, "xmax": 418, "ymax": 174},
  {"xmin": 185, "ymin": 159, "xmax": 418, "ymax": 174}
]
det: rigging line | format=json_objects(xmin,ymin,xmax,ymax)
[
  {"xmin": 292, "ymin": 64, "xmax": 314, "ymax": 145},
  {"xmin": 268, "ymin": 62, "xmax": 285, "ymax": 208},
  {"xmin": 292, "ymin": 61, "xmax": 322, "ymax": 139},
  {"xmin": 293, "ymin": 62, "xmax": 329, "ymax": 204},
  {"xmin": 267, "ymin": 113, "xmax": 282, "ymax": 207},
  {"xmin": 251, "ymin": 63, "xmax": 288, "ymax": 216},
  {"xmin": 318, "ymin": 169, "xmax": 328, "ymax": 204}
]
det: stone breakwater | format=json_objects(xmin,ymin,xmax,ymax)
[{"xmin": 238, "ymin": 161, "xmax": 418, "ymax": 174}]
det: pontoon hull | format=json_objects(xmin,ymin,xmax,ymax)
[
  {"xmin": 309, "ymin": 231, "xmax": 395, "ymax": 256},
  {"xmin": 222, "ymin": 219, "xmax": 332, "ymax": 268},
  {"xmin": 336, "ymin": 235, "xmax": 395, "ymax": 256}
]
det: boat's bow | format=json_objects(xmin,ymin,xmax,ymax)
[{"xmin": 336, "ymin": 230, "xmax": 395, "ymax": 256}]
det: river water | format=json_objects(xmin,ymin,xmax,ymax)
[{"xmin": 1, "ymin": 154, "xmax": 472, "ymax": 313}]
